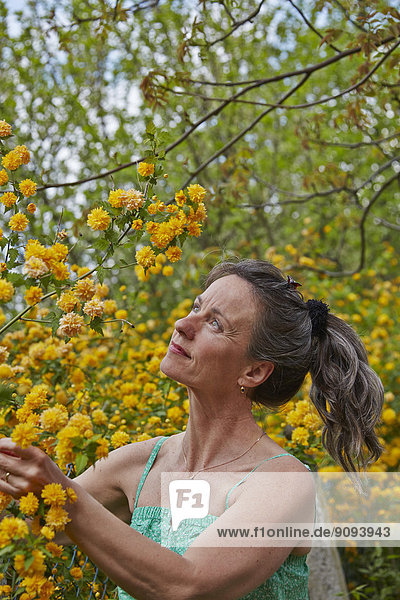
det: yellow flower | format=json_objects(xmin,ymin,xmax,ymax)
[
  {"xmin": 96, "ymin": 437, "xmax": 109, "ymax": 459},
  {"xmin": 162, "ymin": 265, "xmax": 174, "ymax": 276},
  {"xmin": 58, "ymin": 313, "xmax": 85, "ymax": 337},
  {"xmin": 131, "ymin": 218, "xmax": 143, "ymax": 230},
  {"xmin": 56, "ymin": 290, "xmax": 81, "ymax": 313},
  {"xmin": 104, "ymin": 299, "xmax": 117, "ymax": 314},
  {"xmin": 40, "ymin": 525, "xmax": 55, "ymax": 540},
  {"xmin": 66, "ymin": 487, "xmax": 78, "ymax": 503},
  {"xmin": 75, "ymin": 277, "xmax": 96, "ymax": 301},
  {"xmin": 24, "ymin": 285, "xmax": 43, "ymax": 306},
  {"xmin": 0, "ymin": 491, "xmax": 12, "ymax": 511},
  {"xmin": 19, "ymin": 492, "xmax": 39, "ymax": 516},
  {"xmin": 193, "ymin": 202, "xmax": 207, "ymax": 221},
  {"xmin": 175, "ymin": 190, "xmax": 186, "ymax": 206},
  {"xmin": 87, "ymin": 207, "xmax": 111, "ymax": 231},
  {"xmin": 0, "ymin": 169, "xmax": 8, "ymax": 185},
  {"xmin": 108, "ymin": 188, "xmax": 125, "ymax": 208},
  {"xmin": 41, "ymin": 483, "xmax": 67, "ymax": 506},
  {"xmin": 187, "ymin": 184, "xmax": 206, "ymax": 203},
  {"xmin": 0, "ymin": 517, "xmax": 29, "ymax": 544},
  {"xmin": 0, "ymin": 278, "xmax": 14, "ymax": 302},
  {"xmin": 23, "ymin": 256, "xmax": 49, "ymax": 278},
  {"xmin": 0, "ymin": 363, "xmax": 13, "ymax": 379},
  {"xmin": 92, "ymin": 408, "xmax": 108, "ymax": 425},
  {"xmin": 70, "ymin": 566, "xmax": 83, "ymax": 579},
  {"xmin": 0, "ymin": 262, "xmax": 6, "ymax": 272},
  {"xmin": 382, "ymin": 408, "xmax": 396, "ymax": 425},
  {"xmin": 14, "ymin": 145, "xmax": 30, "ymax": 164},
  {"xmin": 45, "ymin": 541, "xmax": 63, "ymax": 557},
  {"xmin": 111, "ymin": 431, "xmax": 130, "ymax": 448},
  {"xmin": 165, "ymin": 246, "xmax": 182, "ymax": 262},
  {"xmin": 1, "ymin": 150, "xmax": 21, "ymax": 170},
  {"xmin": 291, "ymin": 426, "xmax": 310, "ymax": 446},
  {"xmin": 11, "ymin": 422, "xmax": 38, "ymax": 448},
  {"xmin": 27, "ymin": 202, "xmax": 36, "ymax": 213},
  {"xmin": 96, "ymin": 282, "xmax": 109, "ymax": 297},
  {"xmin": 137, "ymin": 161, "xmax": 155, "ymax": 177},
  {"xmin": 9, "ymin": 212, "xmax": 29, "ymax": 231},
  {"xmin": 115, "ymin": 308, "xmax": 128, "ymax": 320},
  {"xmin": 51, "ymin": 261, "xmax": 70, "ymax": 281},
  {"xmin": 19, "ymin": 179, "xmax": 37, "ymax": 197},
  {"xmin": 186, "ymin": 221, "xmax": 202, "ymax": 237},
  {"xmin": 0, "ymin": 191, "xmax": 17, "ymax": 207},
  {"xmin": 147, "ymin": 203, "xmax": 158, "ymax": 215},
  {"xmin": 120, "ymin": 188, "xmax": 145, "ymax": 211},
  {"xmin": 84, "ymin": 296, "xmax": 105, "ymax": 318},
  {"xmin": 0, "ymin": 346, "xmax": 9, "ymax": 363},
  {"xmin": 136, "ymin": 246, "xmax": 156, "ymax": 269},
  {"xmin": 0, "ymin": 120, "xmax": 12, "ymax": 137},
  {"xmin": 40, "ymin": 405, "xmax": 69, "ymax": 432},
  {"xmin": 44, "ymin": 505, "xmax": 70, "ymax": 530}
]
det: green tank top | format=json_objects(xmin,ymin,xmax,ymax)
[{"xmin": 118, "ymin": 437, "xmax": 309, "ymax": 600}]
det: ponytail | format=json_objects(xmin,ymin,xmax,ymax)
[{"xmin": 309, "ymin": 313, "xmax": 384, "ymax": 472}]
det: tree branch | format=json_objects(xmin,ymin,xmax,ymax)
[
  {"xmin": 36, "ymin": 35, "xmax": 399, "ymax": 193},
  {"xmin": 287, "ymin": 0, "xmax": 342, "ymax": 53},
  {"xmin": 180, "ymin": 74, "xmax": 311, "ymax": 188},
  {"xmin": 199, "ymin": 1, "xmax": 267, "ymax": 48},
  {"xmin": 374, "ymin": 216, "xmax": 400, "ymax": 231}
]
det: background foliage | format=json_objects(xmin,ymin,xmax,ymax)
[{"xmin": 0, "ymin": 0, "xmax": 399, "ymax": 598}]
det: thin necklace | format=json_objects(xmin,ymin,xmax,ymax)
[{"xmin": 182, "ymin": 431, "xmax": 266, "ymax": 480}]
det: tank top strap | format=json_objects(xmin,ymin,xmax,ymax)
[
  {"xmin": 133, "ymin": 437, "xmax": 167, "ymax": 509},
  {"xmin": 225, "ymin": 453, "xmax": 310, "ymax": 510}
]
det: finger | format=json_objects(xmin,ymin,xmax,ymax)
[
  {"xmin": 0, "ymin": 438, "xmax": 37, "ymax": 459},
  {"xmin": 0, "ymin": 472, "xmax": 18, "ymax": 497}
]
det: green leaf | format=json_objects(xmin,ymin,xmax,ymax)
[
  {"xmin": 75, "ymin": 453, "xmax": 89, "ymax": 475},
  {"xmin": 97, "ymin": 265, "xmax": 105, "ymax": 284},
  {"xmin": 145, "ymin": 120, "xmax": 156, "ymax": 135},
  {"xmin": 89, "ymin": 316, "xmax": 104, "ymax": 336}
]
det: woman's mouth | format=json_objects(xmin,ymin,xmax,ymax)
[{"xmin": 169, "ymin": 341, "xmax": 190, "ymax": 358}]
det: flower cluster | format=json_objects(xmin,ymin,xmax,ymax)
[{"xmin": 0, "ymin": 481, "xmax": 76, "ymax": 600}]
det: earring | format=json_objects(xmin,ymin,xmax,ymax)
[{"xmin": 240, "ymin": 386, "xmax": 246, "ymax": 394}]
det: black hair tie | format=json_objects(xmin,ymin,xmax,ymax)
[{"xmin": 306, "ymin": 299, "xmax": 330, "ymax": 337}]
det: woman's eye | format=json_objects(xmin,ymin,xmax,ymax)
[
  {"xmin": 192, "ymin": 305, "xmax": 200, "ymax": 313},
  {"xmin": 211, "ymin": 319, "xmax": 221, "ymax": 330}
]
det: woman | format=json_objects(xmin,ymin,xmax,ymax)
[{"xmin": 0, "ymin": 259, "xmax": 384, "ymax": 600}]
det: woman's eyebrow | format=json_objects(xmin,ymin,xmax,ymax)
[{"xmin": 195, "ymin": 295, "xmax": 233, "ymax": 328}]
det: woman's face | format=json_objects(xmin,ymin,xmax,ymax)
[{"xmin": 160, "ymin": 274, "xmax": 260, "ymax": 396}]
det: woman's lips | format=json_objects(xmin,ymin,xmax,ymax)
[{"xmin": 170, "ymin": 341, "xmax": 190, "ymax": 358}]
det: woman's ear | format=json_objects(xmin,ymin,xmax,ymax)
[{"xmin": 239, "ymin": 361, "xmax": 274, "ymax": 390}]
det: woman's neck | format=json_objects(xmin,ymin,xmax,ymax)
[{"xmin": 181, "ymin": 388, "xmax": 265, "ymax": 472}]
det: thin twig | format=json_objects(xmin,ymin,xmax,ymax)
[
  {"xmin": 287, "ymin": 0, "xmax": 342, "ymax": 53},
  {"xmin": 181, "ymin": 74, "xmax": 311, "ymax": 188}
]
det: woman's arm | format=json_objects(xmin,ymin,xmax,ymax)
[{"xmin": 0, "ymin": 439, "xmax": 314, "ymax": 600}]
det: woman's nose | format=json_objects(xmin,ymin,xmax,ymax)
[{"xmin": 174, "ymin": 315, "xmax": 196, "ymax": 340}]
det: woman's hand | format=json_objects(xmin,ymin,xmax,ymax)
[{"xmin": 0, "ymin": 437, "xmax": 68, "ymax": 499}]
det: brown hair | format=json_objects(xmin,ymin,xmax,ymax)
[{"xmin": 205, "ymin": 259, "xmax": 384, "ymax": 472}]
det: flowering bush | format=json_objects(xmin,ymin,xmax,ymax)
[
  {"xmin": 0, "ymin": 119, "xmax": 207, "ymax": 599},
  {"xmin": 0, "ymin": 118, "xmax": 398, "ymax": 598}
]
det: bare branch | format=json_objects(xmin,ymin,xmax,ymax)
[
  {"xmin": 180, "ymin": 74, "xmax": 311, "ymax": 188},
  {"xmin": 304, "ymin": 131, "xmax": 400, "ymax": 149},
  {"xmin": 374, "ymin": 217, "xmax": 400, "ymax": 231},
  {"xmin": 36, "ymin": 35, "xmax": 399, "ymax": 193},
  {"xmin": 331, "ymin": 0, "xmax": 367, "ymax": 33},
  {"xmin": 287, "ymin": 0, "xmax": 342, "ymax": 53},
  {"xmin": 162, "ymin": 40, "xmax": 399, "ymax": 113},
  {"xmin": 200, "ymin": 1, "xmax": 267, "ymax": 48},
  {"xmin": 289, "ymin": 172, "xmax": 400, "ymax": 277}
]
